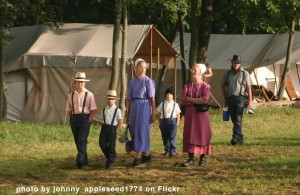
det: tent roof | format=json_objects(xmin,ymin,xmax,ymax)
[
  {"xmin": 172, "ymin": 32, "xmax": 300, "ymax": 70},
  {"xmin": 4, "ymin": 23, "xmax": 178, "ymax": 71}
]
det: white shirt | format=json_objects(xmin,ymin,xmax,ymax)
[
  {"xmin": 157, "ymin": 100, "xmax": 181, "ymax": 119},
  {"xmin": 100, "ymin": 104, "xmax": 122, "ymax": 126}
]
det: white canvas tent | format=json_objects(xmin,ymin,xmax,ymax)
[
  {"xmin": 4, "ymin": 23, "xmax": 178, "ymax": 123},
  {"xmin": 172, "ymin": 32, "xmax": 300, "ymax": 106}
]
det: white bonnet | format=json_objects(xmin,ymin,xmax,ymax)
[
  {"xmin": 196, "ymin": 63, "xmax": 207, "ymax": 74},
  {"xmin": 134, "ymin": 58, "xmax": 145, "ymax": 67}
]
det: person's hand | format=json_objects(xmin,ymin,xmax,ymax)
[
  {"xmin": 248, "ymin": 101, "xmax": 253, "ymax": 110},
  {"xmin": 150, "ymin": 114, "xmax": 156, "ymax": 124}
]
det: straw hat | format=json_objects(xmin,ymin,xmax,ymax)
[
  {"xmin": 106, "ymin": 90, "xmax": 119, "ymax": 99},
  {"xmin": 73, "ymin": 72, "xmax": 90, "ymax": 82}
]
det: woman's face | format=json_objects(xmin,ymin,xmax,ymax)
[
  {"xmin": 136, "ymin": 61, "xmax": 147, "ymax": 76},
  {"xmin": 191, "ymin": 64, "xmax": 201, "ymax": 80}
]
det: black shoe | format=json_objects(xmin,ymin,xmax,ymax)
[
  {"xmin": 162, "ymin": 151, "xmax": 168, "ymax": 156},
  {"xmin": 77, "ymin": 163, "xmax": 83, "ymax": 169},
  {"xmin": 231, "ymin": 138, "xmax": 238, "ymax": 145},
  {"xmin": 182, "ymin": 160, "xmax": 194, "ymax": 167},
  {"xmin": 106, "ymin": 162, "xmax": 114, "ymax": 169},
  {"xmin": 133, "ymin": 158, "xmax": 141, "ymax": 166},
  {"xmin": 141, "ymin": 155, "xmax": 152, "ymax": 163},
  {"xmin": 169, "ymin": 153, "xmax": 177, "ymax": 157},
  {"xmin": 199, "ymin": 157, "xmax": 205, "ymax": 166}
]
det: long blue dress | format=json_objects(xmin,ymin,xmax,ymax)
[{"xmin": 127, "ymin": 76, "xmax": 155, "ymax": 152}]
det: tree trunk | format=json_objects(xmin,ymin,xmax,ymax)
[
  {"xmin": 177, "ymin": 10, "xmax": 187, "ymax": 87},
  {"xmin": 197, "ymin": 0, "xmax": 213, "ymax": 63},
  {"xmin": 188, "ymin": 0, "xmax": 199, "ymax": 81},
  {"xmin": 155, "ymin": 65, "xmax": 167, "ymax": 107},
  {"xmin": 277, "ymin": 18, "xmax": 295, "ymax": 100},
  {"xmin": 109, "ymin": 0, "xmax": 122, "ymax": 90},
  {"xmin": 119, "ymin": 0, "xmax": 127, "ymax": 117},
  {"xmin": 0, "ymin": 6, "xmax": 4, "ymax": 120}
]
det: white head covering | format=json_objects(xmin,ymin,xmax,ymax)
[
  {"xmin": 196, "ymin": 63, "xmax": 207, "ymax": 74},
  {"xmin": 134, "ymin": 58, "xmax": 145, "ymax": 67}
]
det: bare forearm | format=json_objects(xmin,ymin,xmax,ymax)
[
  {"xmin": 89, "ymin": 109, "xmax": 97, "ymax": 122},
  {"xmin": 221, "ymin": 86, "xmax": 227, "ymax": 105}
]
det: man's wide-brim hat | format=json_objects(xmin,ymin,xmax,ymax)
[
  {"xmin": 230, "ymin": 55, "xmax": 241, "ymax": 63},
  {"xmin": 73, "ymin": 72, "xmax": 90, "ymax": 82},
  {"xmin": 106, "ymin": 90, "xmax": 120, "ymax": 99}
]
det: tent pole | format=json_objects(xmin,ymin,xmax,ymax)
[
  {"xmin": 150, "ymin": 27, "xmax": 153, "ymax": 79},
  {"xmin": 273, "ymin": 64, "xmax": 278, "ymax": 91},
  {"xmin": 296, "ymin": 64, "xmax": 300, "ymax": 85},
  {"xmin": 131, "ymin": 60, "xmax": 134, "ymax": 79},
  {"xmin": 157, "ymin": 47, "xmax": 160, "ymax": 71},
  {"xmin": 253, "ymin": 69, "xmax": 259, "ymax": 85},
  {"xmin": 174, "ymin": 56, "xmax": 177, "ymax": 102}
]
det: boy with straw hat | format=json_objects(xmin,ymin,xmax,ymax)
[{"xmin": 99, "ymin": 90, "xmax": 123, "ymax": 169}]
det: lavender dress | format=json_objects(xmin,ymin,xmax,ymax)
[{"xmin": 127, "ymin": 76, "xmax": 155, "ymax": 152}]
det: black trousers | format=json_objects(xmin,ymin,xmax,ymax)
[
  {"xmin": 159, "ymin": 118, "xmax": 177, "ymax": 155},
  {"xmin": 228, "ymin": 96, "xmax": 246, "ymax": 142},
  {"xmin": 70, "ymin": 114, "xmax": 90, "ymax": 166},
  {"xmin": 99, "ymin": 124, "xmax": 117, "ymax": 163}
]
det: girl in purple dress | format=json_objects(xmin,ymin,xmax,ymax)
[
  {"xmin": 126, "ymin": 58, "xmax": 156, "ymax": 166},
  {"xmin": 181, "ymin": 63, "xmax": 212, "ymax": 167}
]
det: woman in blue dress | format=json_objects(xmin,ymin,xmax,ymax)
[{"xmin": 126, "ymin": 58, "xmax": 156, "ymax": 166}]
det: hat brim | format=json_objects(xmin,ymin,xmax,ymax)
[
  {"xmin": 105, "ymin": 95, "xmax": 120, "ymax": 99},
  {"xmin": 229, "ymin": 59, "xmax": 241, "ymax": 63},
  {"xmin": 74, "ymin": 78, "xmax": 90, "ymax": 82}
]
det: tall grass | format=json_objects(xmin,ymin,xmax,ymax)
[{"xmin": 0, "ymin": 107, "xmax": 299, "ymax": 194}]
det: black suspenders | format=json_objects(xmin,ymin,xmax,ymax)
[
  {"xmin": 71, "ymin": 92, "xmax": 88, "ymax": 114},
  {"xmin": 103, "ymin": 107, "xmax": 119, "ymax": 126},
  {"xmin": 162, "ymin": 102, "xmax": 175, "ymax": 119}
]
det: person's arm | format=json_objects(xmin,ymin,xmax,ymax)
[
  {"xmin": 204, "ymin": 67, "xmax": 213, "ymax": 78},
  {"xmin": 150, "ymin": 97, "xmax": 156, "ymax": 124},
  {"xmin": 156, "ymin": 112, "xmax": 161, "ymax": 126},
  {"xmin": 221, "ymin": 85, "xmax": 228, "ymax": 106},
  {"xmin": 117, "ymin": 119, "xmax": 123, "ymax": 130},
  {"xmin": 126, "ymin": 99, "xmax": 131, "ymax": 124},
  {"xmin": 176, "ymin": 113, "xmax": 180, "ymax": 125},
  {"xmin": 187, "ymin": 84, "xmax": 211, "ymax": 104},
  {"xmin": 66, "ymin": 94, "xmax": 73, "ymax": 119},
  {"xmin": 247, "ymin": 85, "xmax": 253, "ymax": 109},
  {"xmin": 182, "ymin": 84, "xmax": 193, "ymax": 106},
  {"xmin": 186, "ymin": 96, "xmax": 206, "ymax": 104},
  {"xmin": 245, "ymin": 71, "xmax": 253, "ymax": 109},
  {"xmin": 221, "ymin": 73, "xmax": 228, "ymax": 106},
  {"xmin": 89, "ymin": 109, "xmax": 97, "ymax": 123},
  {"xmin": 67, "ymin": 111, "xmax": 72, "ymax": 119}
]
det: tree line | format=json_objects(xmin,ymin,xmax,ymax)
[{"xmin": 0, "ymin": 0, "xmax": 299, "ymax": 120}]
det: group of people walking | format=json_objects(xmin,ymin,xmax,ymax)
[{"xmin": 66, "ymin": 54, "xmax": 252, "ymax": 169}]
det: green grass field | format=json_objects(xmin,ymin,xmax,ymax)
[{"xmin": 0, "ymin": 106, "xmax": 300, "ymax": 194}]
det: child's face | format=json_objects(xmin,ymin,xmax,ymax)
[
  {"xmin": 165, "ymin": 93, "xmax": 173, "ymax": 101},
  {"xmin": 106, "ymin": 98, "xmax": 116, "ymax": 106}
]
